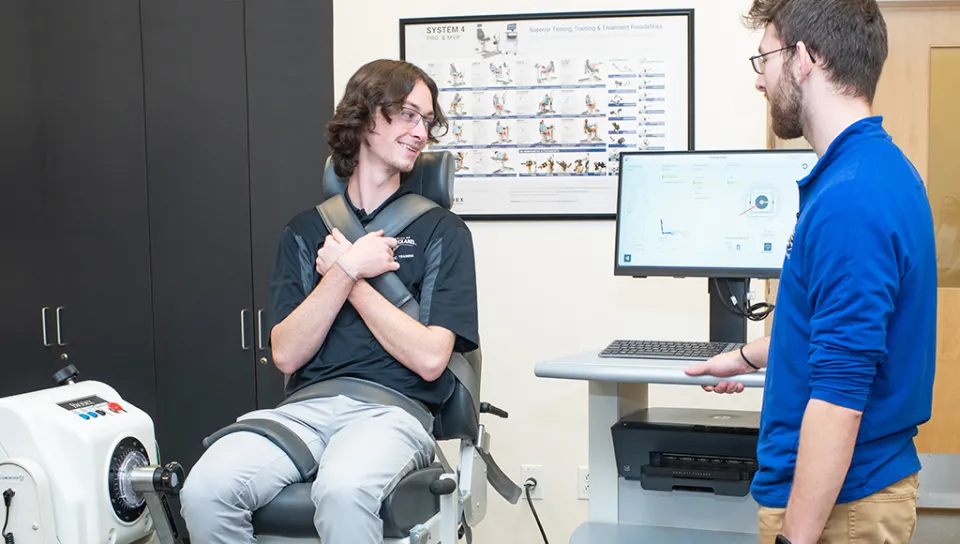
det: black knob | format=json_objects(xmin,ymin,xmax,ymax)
[
  {"xmin": 53, "ymin": 364, "xmax": 79, "ymax": 386},
  {"xmin": 155, "ymin": 462, "xmax": 185, "ymax": 493},
  {"xmin": 429, "ymin": 477, "xmax": 457, "ymax": 496},
  {"xmin": 480, "ymin": 402, "xmax": 508, "ymax": 419}
]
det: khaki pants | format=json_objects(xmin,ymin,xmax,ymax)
[{"xmin": 758, "ymin": 473, "xmax": 919, "ymax": 544}]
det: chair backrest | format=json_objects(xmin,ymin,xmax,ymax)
[
  {"xmin": 322, "ymin": 151, "xmax": 456, "ymax": 209},
  {"xmin": 321, "ymin": 151, "xmax": 480, "ymax": 442}
]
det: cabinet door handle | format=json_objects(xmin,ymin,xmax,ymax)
[
  {"xmin": 240, "ymin": 309, "xmax": 250, "ymax": 350},
  {"xmin": 42, "ymin": 307, "xmax": 52, "ymax": 347},
  {"xmin": 257, "ymin": 310, "xmax": 266, "ymax": 350},
  {"xmin": 56, "ymin": 306, "xmax": 66, "ymax": 346}
]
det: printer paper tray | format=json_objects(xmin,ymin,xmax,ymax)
[{"xmin": 638, "ymin": 465, "xmax": 753, "ymax": 497}]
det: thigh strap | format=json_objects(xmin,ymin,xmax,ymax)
[{"xmin": 201, "ymin": 418, "xmax": 318, "ymax": 481}]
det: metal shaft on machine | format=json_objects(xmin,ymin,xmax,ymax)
[{"xmin": 129, "ymin": 463, "xmax": 186, "ymax": 544}]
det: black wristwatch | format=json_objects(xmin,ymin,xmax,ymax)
[{"xmin": 776, "ymin": 536, "xmax": 792, "ymax": 544}]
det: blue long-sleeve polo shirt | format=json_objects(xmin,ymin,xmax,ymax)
[{"xmin": 751, "ymin": 116, "xmax": 938, "ymax": 508}]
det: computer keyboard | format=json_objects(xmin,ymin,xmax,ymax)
[{"xmin": 599, "ymin": 339, "xmax": 744, "ymax": 361}]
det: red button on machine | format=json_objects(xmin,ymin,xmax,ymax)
[{"xmin": 108, "ymin": 402, "xmax": 124, "ymax": 413}]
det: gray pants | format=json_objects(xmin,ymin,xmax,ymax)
[{"xmin": 179, "ymin": 394, "xmax": 435, "ymax": 543}]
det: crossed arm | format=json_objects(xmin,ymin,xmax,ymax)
[
  {"xmin": 348, "ymin": 280, "xmax": 454, "ymax": 381},
  {"xmin": 270, "ymin": 228, "xmax": 456, "ymax": 381},
  {"xmin": 270, "ymin": 264, "xmax": 354, "ymax": 374}
]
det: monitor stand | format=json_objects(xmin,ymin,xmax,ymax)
[{"xmin": 708, "ymin": 277, "xmax": 748, "ymax": 344}]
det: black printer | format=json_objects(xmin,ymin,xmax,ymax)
[{"xmin": 611, "ymin": 407, "xmax": 760, "ymax": 497}]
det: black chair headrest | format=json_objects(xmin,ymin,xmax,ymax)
[{"xmin": 322, "ymin": 151, "xmax": 456, "ymax": 210}]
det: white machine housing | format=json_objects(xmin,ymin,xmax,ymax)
[{"xmin": 0, "ymin": 378, "xmax": 161, "ymax": 544}]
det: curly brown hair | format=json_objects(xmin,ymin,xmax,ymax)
[{"xmin": 326, "ymin": 59, "xmax": 448, "ymax": 178}]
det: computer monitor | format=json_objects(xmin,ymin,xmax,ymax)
[{"xmin": 614, "ymin": 149, "xmax": 818, "ymax": 279}]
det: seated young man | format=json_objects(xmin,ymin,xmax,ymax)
[{"xmin": 179, "ymin": 59, "xmax": 479, "ymax": 544}]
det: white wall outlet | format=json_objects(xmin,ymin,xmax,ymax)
[
  {"xmin": 577, "ymin": 465, "xmax": 590, "ymax": 500},
  {"xmin": 521, "ymin": 464, "xmax": 544, "ymax": 500}
]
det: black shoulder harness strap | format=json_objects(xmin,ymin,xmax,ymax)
[
  {"xmin": 316, "ymin": 193, "xmax": 438, "ymax": 319},
  {"xmin": 315, "ymin": 193, "xmax": 479, "ymax": 412}
]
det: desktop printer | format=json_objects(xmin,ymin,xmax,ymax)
[{"xmin": 611, "ymin": 407, "xmax": 760, "ymax": 497}]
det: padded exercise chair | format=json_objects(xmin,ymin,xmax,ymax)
[
  {"xmin": 201, "ymin": 150, "xmax": 522, "ymax": 543},
  {"xmin": 476, "ymin": 25, "xmax": 490, "ymax": 52}
]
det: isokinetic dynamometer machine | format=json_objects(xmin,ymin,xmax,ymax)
[{"xmin": 0, "ymin": 365, "xmax": 184, "ymax": 544}]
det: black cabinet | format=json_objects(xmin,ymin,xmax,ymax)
[
  {"xmin": 0, "ymin": 0, "xmax": 55, "ymax": 399},
  {"xmin": 1, "ymin": 0, "xmax": 157, "ymax": 418},
  {"xmin": 38, "ymin": 0, "xmax": 159, "ymax": 423},
  {"xmin": 141, "ymin": 0, "xmax": 257, "ymax": 473},
  {"xmin": 0, "ymin": 0, "xmax": 334, "ymax": 476}
]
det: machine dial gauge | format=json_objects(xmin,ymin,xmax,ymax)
[{"xmin": 108, "ymin": 436, "xmax": 150, "ymax": 522}]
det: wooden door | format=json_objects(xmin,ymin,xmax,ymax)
[{"xmin": 766, "ymin": 2, "xmax": 960, "ymax": 454}]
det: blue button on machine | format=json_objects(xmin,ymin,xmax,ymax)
[
  {"xmin": 87, "ymin": 411, "xmax": 98, "ymax": 418},
  {"xmin": 79, "ymin": 413, "xmax": 90, "ymax": 420}
]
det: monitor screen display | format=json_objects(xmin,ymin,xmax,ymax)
[{"xmin": 614, "ymin": 149, "xmax": 818, "ymax": 278}]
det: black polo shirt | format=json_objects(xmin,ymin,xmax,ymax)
[{"xmin": 268, "ymin": 186, "xmax": 480, "ymax": 410}]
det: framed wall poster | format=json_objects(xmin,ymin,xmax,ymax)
[{"xmin": 400, "ymin": 10, "xmax": 695, "ymax": 220}]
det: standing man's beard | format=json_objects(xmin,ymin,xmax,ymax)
[{"xmin": 771, "ymin": 69, "xmax": 804, "ymax": 140}]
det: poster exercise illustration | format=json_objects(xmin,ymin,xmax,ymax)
[{"xmin": 400, "ymin": 10, "xmax": 694, "ymax": 219}]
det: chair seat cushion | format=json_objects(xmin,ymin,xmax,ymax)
[{"xmin": 252, "ymin": 464, "xmax": 445, "ymax": 538}]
